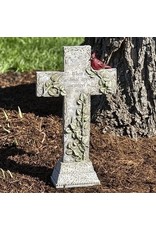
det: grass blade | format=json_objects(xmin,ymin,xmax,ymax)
[
  {"xmin": 0, "ymin": 168, "xmax": 5, "ymax": 179},
  {"xmin": 3, "ymin": 127, "xmax": 11, "ymax": 134},
  {"xmin": 2, "ymin": 109, "xmax": 9, "ymax": 121},
  {"xmin": 18, "ymin": 106, "xmax": 23, "ymax": 119}
]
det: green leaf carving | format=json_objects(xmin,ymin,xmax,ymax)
[
  {"xmin": 77, "ymin": 99, "xmax": 82, "ymax": 105},
  {"xmin": 67, "ymin": 143, "xmax": 72, "ymax": 149},
  {"xmin": 85, "ymin": 68, "xmax": 95, "ymax": 77},
  {"xmin": 43, "ymin": 73, "xmax": 66, "ymax": 96},
  {"xmin": 72, "ymin": 133, "xmax": 76, "ymax": 139},
  {"xmin": 66, "ymin": 150, "xmax": 73, "ymax": 155},
  {"xmin": 70, "ymin": 122, "xmax": 76, "ymax": 130},
  {"xmin": 99, "ymin": 88, "xmax": 106, "ymax": 94},
  {"xmin": 60, "ymin": 90, "xmax": 66, "ymax": 96},
  {"xmin": 48, "ymin": 88, "xmax": 58, "ymax": 96},
  {"xmin": 75, "ymin": 133, "xmax": 82, "ymax": 141},
  {"xmin": 65, "ymin": 93, "xmax": 89, "ymax": 162},
  {"xmin": 84, "ymin": 122, "xmax": 89, "ymax": 129},
  {"xmin": 86, "ymin": 68, "xmax": 110, "ymax": 95},
  {"xmin": 73, "ymin": 142, "xmax": 77, "ymax": 146},
  {"xmin": 65, "ymin": 127, "xmax": 71, "ymax": 134},
  {"xmin": 76, "ymin": 108, "xmax": 81, "ymax": 115},
  {"xmin": 50, "ymin": 74, "xmax": 60, "ymax": 82}
]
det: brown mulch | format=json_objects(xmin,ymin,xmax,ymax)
[{"xmin": 0, "ymin": 72, "xmax": 156, "ymax": 193}]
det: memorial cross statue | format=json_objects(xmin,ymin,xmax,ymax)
[{"xmin": 37, "ymin": 45, "xmax": 117, "ymax": 188}]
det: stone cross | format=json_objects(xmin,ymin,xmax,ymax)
[{"xmin": 37, "ymin": 45, "xmax": 117, "ymax": 188}]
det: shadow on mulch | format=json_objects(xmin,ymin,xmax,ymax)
[
  {"xmin": 0, "ymin": 83, "xmax": 63, "ymax": 117},
  {"xmin": 0, "ymin": 146, "xmax": 53, "ymax": 186}
]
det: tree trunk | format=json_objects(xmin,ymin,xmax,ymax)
[{"xmin": 84, "ymin": 37, "xmax": 156, "ymax": 138}]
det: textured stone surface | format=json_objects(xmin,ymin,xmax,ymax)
[
  {"xmin": 37, "ymin": 45, "xmax": 117, "ymax": 188},
  {"xmin": 51, "ymin": 159, "xmax": 100, "ymax": 188}
]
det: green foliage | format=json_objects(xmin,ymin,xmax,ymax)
[
  {"xmin": 86, "ymin": 67, "xmax": 109, "ymax": 94},
  {"xmin": 66, "ymin": 93, "xmax": 89, "ymax": 162},
  {"xmin": 0, "ymin": 37, "xmax": 84, "ymax": 73},
  {"xmin": 44, "ymin": 73, "xmax": 66, "ymax": 96}
]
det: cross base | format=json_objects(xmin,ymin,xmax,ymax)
[{"xmin": 51, "ymin": 159, "xmax": 100, "ymax": 188}]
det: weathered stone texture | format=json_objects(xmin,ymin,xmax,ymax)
[{"xmin": 37, "ymin": 45, "xmax": 117, "ymax": 188}]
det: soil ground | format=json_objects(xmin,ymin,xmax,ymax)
[{"xmin": 0, "ymin": 72, "xmax": 156, "ymax": 193}]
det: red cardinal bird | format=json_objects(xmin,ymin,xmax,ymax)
[{"xmin": 91, "ymin": 52, "xmax": 111, "ymax": 70}]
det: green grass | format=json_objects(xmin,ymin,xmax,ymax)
[{"xmin": 0, "ymin": 37, "xmax": 84, "ymax": 73}]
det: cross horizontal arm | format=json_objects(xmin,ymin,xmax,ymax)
[
  {"xmin": 37, "ymin": 71, "xmax": 64, "ymax": 97},
  {"xmin": 37, "ymin": 68, "xmax": 117, "ymax": 98}
]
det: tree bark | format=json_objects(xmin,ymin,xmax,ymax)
[{"xmin": 84, "ymin": 37, "xmax": 156, "ymax": 138}]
